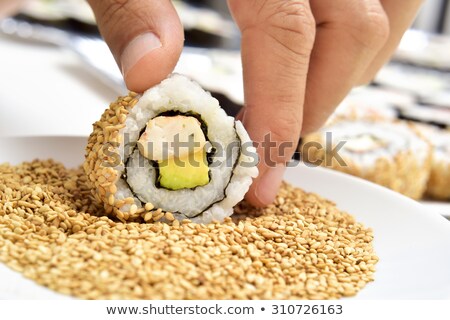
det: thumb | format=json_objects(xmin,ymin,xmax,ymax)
[{"xmin": 88, "ymin": 0, "xmax": 184, "ymax": 92}]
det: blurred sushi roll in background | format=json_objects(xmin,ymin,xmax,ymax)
[
  {"xmin": 400, "ymin": 104, "xmax": 450, "ymax": 128},
  {"xmin": 344, "ymin": 86, "xmax": 416, "ymax": 111},
  {"xmin": 374, "ymin": 63, "xmax": 450, "ymax": 98},
  {"xmin": 84, "ymin": 74, "xmax": 258, "ymax": 224},
  {"xmin": 327, "ymin": 94, "xmax": 398, "ymax": 125},
  {"xmin": 302, "ymin": 120, "xmax": 432, "ymax": 200},
  {"xmin": 394, "ymin": 30, "xmax": 450, "ymax": 72},
  {"xmin": 420, "ymin": 90, "xmax": 450, "ymax": 110},
  {"xmin": 415, "ymin": 125, "xmax": 450, "ymax": 200}
]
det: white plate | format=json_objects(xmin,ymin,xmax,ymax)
[
  {"xmin": 421, "ymin": 201, "xmax": 450, "ymax": 219},
  {"xmin": 1, "ymin": 136, "xmax": 450, "ymax": 300}
]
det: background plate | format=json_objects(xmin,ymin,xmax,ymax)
[{"xmin": 1, "ymin": 136, "xmax": 450, "ymax": 299}]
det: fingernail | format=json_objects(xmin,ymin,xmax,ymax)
[
  {"xmin": 121, "ymin": 33, "xmax": 162, "ymax": 77},
  {"xmin": 255, "ymin": 164, "xmax": 286, "ymax": 205}
]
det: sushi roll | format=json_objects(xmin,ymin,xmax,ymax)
[
  {"xmin": 394, "ymin": 30, "xmax": 450, "ymax": 72},
  {"xmin": 327, "ymin": 94, "xmax": 398, "ymax": 124},
  {"xmin": 84, "ymin": 74, "xmax": 258, "ymax": 223},
  {"xmin": 400, "ymin": 104, "xmax": 450, "ymax": 127},
  {"xmin": 325, "ymin": 85, "xmax": 415, "ymax": 126},
  {"xmin": 302, "ymin": 120, "xmax": 432, "ymax": 199},
  {"xmin": 374, "ymin": 63, "xmax": 449, "ymax": 98},
  {"xmin": 415, "ymin": 125, "xmax": 450, "ymax": 200},
  {"xmin": 346, "ymin": 86, "xmax": 415, "ymax": 110},
  {"xmin": 420, "ymin": 90, "xmax": 450, "ymax": 110}
]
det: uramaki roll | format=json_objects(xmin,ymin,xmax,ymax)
[
  {"xmin": 84, "ymin": 74, "xmax": 258, "ymax": 223},
  {"xmin": 327, "ymin": 96, "xmax": 398, "ymax": 124},
  {"xmin": 416, "ymin": 125, "xmax": 450, "ymax": 200},
  {"xmin": 302, "ymin": 120, "xmax": 432, "ymax": 199}
]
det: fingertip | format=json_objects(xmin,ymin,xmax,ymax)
[
  {"xmin": 246, "ymin": 163, "xmax": 286, "ymax": 207},
  {"xmin": 244, "ymin": 192, "xmax": 267, "ymax": 208},
  {"xmin": 89, "ymin": 0, "xmax": 184, "ymax": 93},
  {"xmin": 124, "ymin": 47, "xmax": 181, "ymax": 92}
]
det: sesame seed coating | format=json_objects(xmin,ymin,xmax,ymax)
[
  {"xmin": 84, "ymin": 93, "xmax": 142, "ymax": 222},
  {"xmin": 0, "ymin": 160, "xmax": 378, "ymax": 299}
]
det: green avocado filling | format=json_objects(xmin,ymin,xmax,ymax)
[{"xmin": 158, "ymin": 149, "xmax": 209, "ymax": 190}]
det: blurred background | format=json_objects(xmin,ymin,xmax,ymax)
[
  {"xmin": 0, "ymin": 0, "xmax": 449, "ymax": 135},
  {"xmin": 0, "ymin": 0, "xmax": 449, "ymax": 216}
]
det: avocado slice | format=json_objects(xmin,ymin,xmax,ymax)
[{"xmin": 158, "ymin": 149, "xmax": 209, "ymax": 190}]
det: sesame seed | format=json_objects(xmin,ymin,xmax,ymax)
[
  {"xmin": 129, "ymin": 204, "xmax": 137, "ymax": 215},
  {"xmin": 165, "ymin": 212, "xmax": 175, "ymax": 222}
]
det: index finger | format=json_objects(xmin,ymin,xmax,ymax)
[{"xmin": 228, "ymin": 0, "xmax": 315, "ymax": 206}]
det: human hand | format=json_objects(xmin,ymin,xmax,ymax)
[
  {"xmin": 87, "ymin": 0, "xmax": 423, "ymax": 207},
  {"xmin": 228, "ymin": 0, "xmax": 423, "ymax": 206}
]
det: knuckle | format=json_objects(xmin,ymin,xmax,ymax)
[
  {"xmin": 365, "ymin": 6, "xmax": 390, "ymax": 44},
  {"xmin": 230, "ymin": 0, "xmax": 316, "ymax": 58},
  {"xmin": 99, "ymin": 0, "xmax": 130, "ymax": 24},
  {"xmin": 347, "ymin": 1, "xmax": 390, "ymax": 49},
  {"xmin": 265, "ymin": 0, "xmax": 316, "ymax": 47}
]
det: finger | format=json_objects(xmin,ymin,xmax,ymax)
[
  {"xmin": 358, "ymin": 0, "xmax": 424, "ymax": 84},
  {"xmin": 301, "ymin": 0, "xmax": 390, "ymax": 134},
  {"xmin": 87, "ymin": 0, "xmax": 184, "ymax": 92},
  {"xmin": 0, "ymin": 0, "xmax": 25, "ymax": 18},
  {"xmin": 235, "ymin": 106, "xmax": 246, "ymax": 122},
  {"xmin": 228, "ymin": 0, "xmax": 316, "ymax": 206}
]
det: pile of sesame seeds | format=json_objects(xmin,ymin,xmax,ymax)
[{"xmin": 0, "ymin": 160, "xmax": 378, "ymax": 299}]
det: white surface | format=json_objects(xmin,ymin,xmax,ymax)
[
  {"xmin": 0, "ymin": 33, "xmax": 244, "ymax": 139},
  {"xmin": 0, "ymin": 33, "xmax": 117, "ymax": 137},
  {"xmin": 1, "ymin": 136, "xmax": 450, "ymax": 299},
  {"xmin": 422, "ymin": 201, "xmax": 450, "ymax": 219},
  {"xmin": 285, "ymin": 162, "xmax": 450, "ymax": 299}
]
